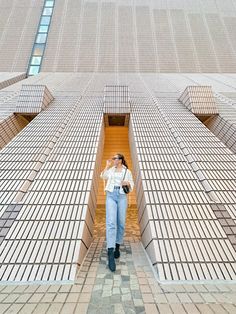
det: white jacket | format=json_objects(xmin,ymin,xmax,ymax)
[{"xmin": 100, "ymin": 165, "xmax": 134, "ymax": 194}]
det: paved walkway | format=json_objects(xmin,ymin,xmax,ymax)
[{"xmin": 0, "ymin": 208, "xmax": 236, "ymax": 313}]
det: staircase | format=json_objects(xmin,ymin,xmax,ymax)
[{"xmin": 97, "ymin": 126, "xmax": 136, "ymax": 207}]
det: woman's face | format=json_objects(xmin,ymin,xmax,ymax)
[{"xmin": 112, "ymin": 155, "xmax": 122, "ymax": 166}]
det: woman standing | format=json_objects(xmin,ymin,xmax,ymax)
[{"xmin": 100, "ymin": 153, "xmax": 134, "ymax": 272}]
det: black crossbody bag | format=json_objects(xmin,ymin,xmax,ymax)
[{"xmin": 122, "ymin": 168, "xmax": 130, "ymax": 194}]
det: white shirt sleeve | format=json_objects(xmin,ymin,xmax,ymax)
[
  {"xmin": 100, "ymin": 167, "xmax": 112, "ymax": 180},
  {"xmin": 127, "ymin": 170, "xmax": 134, "ymax": 192}
]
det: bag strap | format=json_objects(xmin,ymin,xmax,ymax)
[{"xmin": 122, "ymin": 167, "xmax": 127, "ymax": 181}]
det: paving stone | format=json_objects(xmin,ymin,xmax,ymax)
[
  {"xmin": 121, "ymin": 287, "xmax": 130, "ymax": 294},
  {"xmin": 140, "ymin": 285, "xmax": 151, "ymax": 293},
  {"xmin": 114, "ymin": 303, "xmax": 125, "ymax": 312},
  {"xmin": 172, "ymin": 285, "xmax": 186, "ymax": 293},
  {"xmin": 13, "ymin": 286, "xmax": 29, "ymax": 294},
  {"xmin": 161, "ymin": 285, "xmax": 175, "ymax": 293},
  {"xmin": 122, "ymin": 293, "xmax": 132, "ymax": 301},
  {"xmin": 0, "ymin": 286, "xmax": 7, "ymax": 292},
  {"xmin": 131, "ymin": 290, "xmax": 142, "ymax": 298},
  {"xmin": 1, "ymin": 286, "xmax": 18, "ymax": 294},
  {"xmin": 93, "ymin": 284, "xmax": 103, "ymax": 291},
  {"xmin": 53, "ymin": 293, "xmax": 68, "ymax": 303},
  {"xmin": 131, "ymin": 284, "xmax": 141, "ymax": 291},
  {"xmin": 0, "ymin": 304, "xmax": 11, "ymax": 314},
  {"xmin": 2, "ymin": 294, "xmax": 20, "ymax": 303},
  {"xmin": 65, "ymin": 292, "xmax": 80, "ymax": 303},
  {"xmin": 18, "ymin": 303, "xmax": 37, "ymax": 314},
  {"xmin": 102, "ymin": 290, "xmax": 112, "ymax": 297},
  {"xmin": 112, "ymin": 287, "xmax": 120, "ymax": 295},
  {"xmin": 15, "ymin": 294, "xmax": 32, "ymax": 303},
  {"xmin": 28, "ymin": 293, "xmax": 44, "ymax": 303},
  {"xmin": 165, "ymin": 293, "xmax": 180, "ymax": 304},
  {"xmin": 225, "ymin": 293, "xmax": 236, "ymax": 303},
  {"xmin": 189, "ymin": 293, "xmax": 204, "ymax": 303},
  {"xmin": 70, "ymin": 284, "xmax": 82, "ymax": 293},
  {"xmin": 103, "ymin": 285, "xmax": 113, "ymax": 291},
  {"xmin": 35, "ymin": 286, "xmax": 49, "ymax": 293},
  {"xmin": 212, "ymin": 293, "xmax": 232, "ymax": 303},
  {"xmin": 78, "ymin": 292, "xmax": 91, "ymax": 302},
  {"xmin": 0, "ymin": 294, "xmax": 8, "ymax": 302},
  {"xmin": 133, "ymin": 298, "xmax": 144, "ymax": 307},
  {"xmin": 110, "ymin": 294, "xmax": 122, "ymax": 303},
  {"xmin": 200, "ymin": 293, "xmax": 216, "ymax": 303},
  {"xmin": 182, "ymin": 285, "xmax": 196, "ymax": 293},
  {"xmin": 142, "ymin": 293, "xmax": 155, "ymax": 303},
  {"xmin": 4, "ymin": 304, "xmax": 24, "ymax": 314},
  {"xmin": 144, "ymin": 304, "xmax": 158, "ymax": 313},
  {"xmin": 95, "ymin": 278, "xmax": 105, "ymax": 285},
  {"xmin": 157, "ymin": 304, "xmax": 173, "ymax": 314},
  {"xmin": 59, "ymin": 285, "xmax": 73, "ymax": 293},
  {"xmin": 32, "ymin": 303, "xmax": 50, "ymax": 314},
  {"xmin": 183, "ymin": 304, "xmax": 200, "ymax": 314},
  {"xmin": 222, "ymin": 303, "xmax": 236, "ymax": 313},
  {"xmin": 228, "ymin": 285, "xmax": 236, "ymax": 292},
  {"xmin": 194, "ymin": 285, "xmax": 208, "ymax": 293},
  {"xmin": 209, "ymin": 304, "xmax": 229, "ymax": 314},
  {"xmin": 154, "ymin": 293, "xmax": 168, "ymax": 304},
  {"xmin": 46, "ymin": 303, "xmax": 63, "ymax": 314},
  {"xmin": 195, "ymin": 304, "xmax": 215, "ymax": 314},
  {"xmin": 176, "ymin": 293, "xmax": 192, "ymax": 303},
  {"xmin": 40, "ymin": 293, "xmax": 56, "ymax": 303},
  {"xmin": 215, "ymin": 285, "xmax": 231, "ymax": 292},
  {"xmin": 203, "ymin": 285, "xmax": 219, "ymax": 293},
  {"xmin": 150, "ymin": 285, "xmax": 163, "ymax": 294},
  {"xmin": 170, "ymin": 303, "xmax": 187, "ymax": 314},
  {"xmin": 59, "ymin": 303, "xmax": 77, "ymax": 314}
]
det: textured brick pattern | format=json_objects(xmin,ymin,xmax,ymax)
[
  {"xmin": 0, "ymin": 96, "xmax": 104, "ymax": 282},
  {"xmin": 1, "ymin": 206, "xmax": 235, "ymax": 313},
  {"xmin": 129, "ymin": 93, "xmax": 236, "ymax": 281},
  {"xmin": 205, "ymin": 92, "xmax": 236, "ymax": 154},
  {"xmin": 16, "ymin": 85, "xmax": 54, "ymax": 114},
  {"xmin": 103, "ymin": 85, "xmax": 130, "ymax": 114},
  {"xmin": 0, "ymin": 72, "xmax": 236, "ymax": 284},
  {"xmin": 0, "ymin": 73, "xmax": 26, "ymax": 90},
  {"xmin": 179, "ymin": 86, "xmax": 218, "ymax": 116},
  {"xmin": 0, "ymin": 113, "xmax": 28, "ymax": 149}
]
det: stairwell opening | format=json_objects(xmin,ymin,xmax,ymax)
[{"xmin": 94, "ymin": 125, "xmax": 140, "ymax": 241}]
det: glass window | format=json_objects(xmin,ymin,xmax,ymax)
[
  {"xmin": 36, "ymin": 33, "xmax": 47, "ymax": 44},
  {"xmin": 31, "ymin": 56, "xmax": 42, "ymax": 65},
  {"xmin": 43, "ymin": 7, "xmax": 53, "ymax": 15},
  {"xmin": 39, "ymin": 25, "xmax": 49, "ymax": 33},
  {"xmin": 45, "ymin": 0, "xmax": 54, "ymax": 7},
  {"xmin": 28, "ymin": 66, "xmax": 40, "ymax": 76},
  {"xmin": 32, "ymin": 44, "xmax": 45, "ymax": 56},
  {"xmin": 40, "ymin": 16, "xmax": 51, "ymax": 25}
]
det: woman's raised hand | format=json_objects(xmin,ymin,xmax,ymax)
[{"xmin": 106, "ymin": 159, "xmax": 113, "ymax": 167}]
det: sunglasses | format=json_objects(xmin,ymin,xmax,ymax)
[{"xmin": 112, "ymin": 157, "xmax": 120, "ymax": 160}]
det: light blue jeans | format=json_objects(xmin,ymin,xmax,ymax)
[{"xmin": 106, "ymin": 187, "xmax": 128, "ymax": 249}]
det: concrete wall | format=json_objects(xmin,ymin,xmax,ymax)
[
  {"xmin": 41, "ymin": 0, "xmax": 236, "ymax": 72},
  {"xmin": 0, "ymin": 0, "xmax": 44, "ymax": 72}
]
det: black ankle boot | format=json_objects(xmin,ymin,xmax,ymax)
[
  {"xmin": 114, "ymin": 243, "xmax": 120, "ymax": 259},
  {"xmin": 107, "ymin": 248, "xmax": 116, "ymax": 272}
]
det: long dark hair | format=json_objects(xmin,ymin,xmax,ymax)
[{"xmin": 117, "ymin": 153, "xmax": 128, "ymax": 169}]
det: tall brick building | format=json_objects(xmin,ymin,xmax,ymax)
[{"xmin": 0, "ymin": 0, "xmax": 236, "ymax": 285}]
